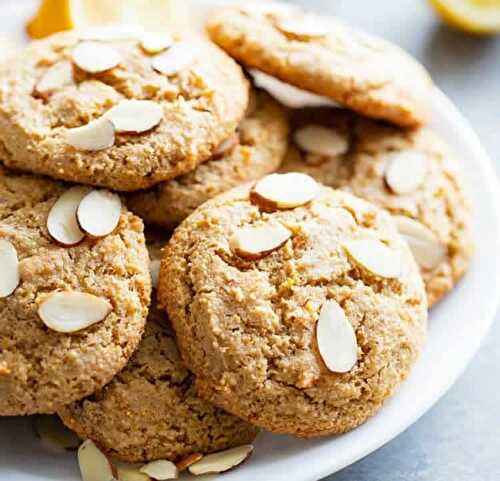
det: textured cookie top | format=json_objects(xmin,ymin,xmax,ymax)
[
  {"xmin": 159, "ymin": 179, "xmax": 427, "ymax": 436},
  {"xmin": 281, "ymin": 108, "xmax": 473, "ymax": 306},
  {"xmin": 0, "ymin": 166, "xmax": 151, "ymax": 415},
  {"xmin": 207, "ymin": 3, "xmax": 432, "ymax": 127},
  {"xmin": 0, "ymin": 30, "xmax": 249, "ymax": 191},
  {"xmin": 59, "ymin": 234, "xmax": 258, "ymax": 464},
  {"xmin": 127, "ymin": 90, "xmax": 289, "ymax": 229}
]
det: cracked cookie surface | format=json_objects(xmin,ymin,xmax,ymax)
[
  {"xmin": 0, "ymin": 166, "xmax": 150, "ymax": 415},
  {"xmin": 59, "ymin": 232, "xmax": 258, "ymax": 463},
  {"xmin": 281, "ymin": 108, "xmax": 473, "ymax": 306},
  {"xmin": 207, "ymin": 4, "xmax": 432, "ymax": 128},
  {"xmin": 127, "ymin": 90, "xmax": 289, "ymax": 229},
  {"xmin": 0, "ymin": 31, "xmax": 249, "ymax": 191},
  {"xmin": 159, "ymin": 183, "xmax": 427, "ymax": 436}
]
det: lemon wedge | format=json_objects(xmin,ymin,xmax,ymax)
[
  {"xmin": 428, "ymin": 0, "xmax": 500, "ymax": 34},
  {"xmin": 27, "ymin": 0, "xmax": 193, "ymax": 39}
]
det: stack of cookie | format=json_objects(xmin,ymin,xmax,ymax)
[{"xmin": 0, "ymin": 2, "xmax": 472, "ymax": 480}]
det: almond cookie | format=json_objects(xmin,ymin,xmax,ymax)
[
  {"xmin": 0, "ymin": 30, "xmax": 249, "ymax": 191},
  {"xmin": 159, "ymin": 177, "xmax": 427, "ymax": 437},
  {"xmin": 281, "ymin": 108, "xmax": 473, "ymax": 306},
  {"xmin": 0, "ymin": 166, "xmax": 151, "ymax": 415},
  {"xmin": 127, "ymin": 90, "xmax": 289, "ymax": 229},
  {"xmin": 207, "ymin": 3, "xmax": 431, "ymax": 128},
  {"xmin": 59, "ymin": 233, "xmax": 258, "ymax": 463}
]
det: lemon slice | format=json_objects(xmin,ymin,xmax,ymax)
[
  {"xmin": 429, "ymin": 0, "xmax": 500, "ymax": 34},
  {"xmin": 26, "ymin": 0, "xmax": 193, "ymax": 39}
]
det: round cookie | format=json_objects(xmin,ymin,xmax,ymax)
[
  {"xmin": 281, "ymin": 108, "xmax": 473, "ymax": 306},
  {"xmin": 0, "ymin": 166, "xmax": 151, "ymax": 415},
  {"xmin": 59, "ymin": 233, "xmax": 258, "ymax": 463},
  {"xmin": 207, "ymin": 3, "xmax": 432, "ymax": 128},
  {"xmin": 0, "ymin": 30, "xmax": 249, "ymax": 191},
  {"xmin": 159, "ymin": 177, "xmax": 427, "ymax": 437},
  {"xmin": 127, "ymin": 90, "xmax": 289, "ymax": 229}
]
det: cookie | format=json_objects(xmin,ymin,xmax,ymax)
[
  {"xmin": 127, "ymin": 90, "xmax": 289, "ymax": 229},
  {"xmin": 281, "ymin": 108, "xmax": 473, "ymax": 306},
  {"xmin": 59, "ymin": 233, "xmax": 258, "ymax": 463},
  {"xmin": 159, "ymin": 176, "xmax": 427, "ymax": 437},
  {"xmin": 0, "ymin": 30, "xmax": 249, "ymax": 191},
  {"xmin": 0, "ymin": 166, "xmax": 151, "ymax": 415},
  {"xmin": 207, "ymin": 3, "xmax": 431, "ymax": 127}
]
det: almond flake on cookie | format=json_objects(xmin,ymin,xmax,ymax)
[
  {"xmin": 72, "ymin": 41, "xmax": 121, "ymax": 73},
  {"xmin": 0, "ymin": 239, "xmax": 19, "ymax": 298},
  {"xmin": 34, "ymin": 61, "xmax": 74, "ymax": 97},
  {"xmin": 140, "ymin": 32, "xmax": 173, "ymax": 54},
  {"xmin": 47, "ymin": 186, "xmax": 90, "ymax": 246},
  {"xmin": 250, "ymin": 172, "xmax": 319, "ymax": 210},
  {"xmin": 343, "ymin": 239, "xmax": 401, "ymax": 278},
  {"xmin": 394, "ymin": 216, "xmax": 446, "ymax": 270},
  {"xmin": 65, "ymin": 117, "xmax": 115, "ymax": 151},
  {"xmin": 38, "ymin": 291, "xmax": 112, "ymax": 333},
  {"xmin": 77, "ymin": 190, "xmax": 122, "ymax": 238},
  {"xmin": 384, "ymin": 151, "xmax": 428, "ymax": 195},
  {"xmin": 275, "ymin": 14, "xmax": 331, "ymax": 39},
  {"xmin": 294, "ymin": 124, "xmax": 349, "ymax": 157},
  {"xmin": 105, "ymin": 100, "xmax": 163, "ymax": 134},
  {"xmin": 316, "ymin": 300, "xmax": 358, "ymax": 373},
  {"xmin": 151, "ymin": 42, "xmax": 195, "ymax": 75},
  {"xmin": 230, "ymin": 222, "xmax": 291, "ymax": 260}
]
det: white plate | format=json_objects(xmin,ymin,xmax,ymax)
[{"xmin": 1, "ymin": 3, "xmax": 500, "ymax": 481}]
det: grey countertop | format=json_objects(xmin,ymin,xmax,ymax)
[{"xmin": 286, "ymin": 1, "xmax": 500, "ymax": 480}]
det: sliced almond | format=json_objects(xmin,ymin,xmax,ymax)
[
  {"xmin": 38, "ymin": 291, "xmax": 112, "ymax": 333},
  {"xmin": 34, "ymin": 61, "xmax": 73, "ymax": 97},
  {"xmin": 230, "ymin": 223, "xmax": 291, "ymax": 260},
  {"xmin": 139, "ymin": 460, "xmax": 178, "ymax": 480},
  {"xmin": 250, "ymin": 173, "xmax": 319, "ymax": 210},
  {"xmin": 140, "ymin": 32, "xmax": 173, "ymax": 54},
  {"xmin": 343, "ymin": 239, "xmax": 401, "ymax": 278},
  {"xmin": 150, "ymin": 259, "xmax": 161, "ymax": 290},
  {"xmin": 249, "ymin": 69, "xmax": 338, "ymax": 109},
  {"xmin": 72, "ymin": 41, "xmax": 121, "ymax": 73},
  {"xmin": 0, "ymin": 239, "xmax": 19, "ymax": 298},
  {"xmin": 394, "ymin": 216, "xmax": 446, "ymax": 270},
  {"xmin": 275, "ymin": 15, "xmax": 331, "ymax": 39},
  {"xmin": 115, "ymin": 462, "xmax": 151, "ymax": 481},
  {"xmin": 78, "ymin": 440, "xmax": 114, "ymax": 481},
  {"xmin": 77, "ymin": 190, "xmax": 121, "ymax": 238},
  {"xmin": 384, "ymin": 152, "xmax": 428, "ymax": 195},
  {"xmin": 211, "ymin": 133, "xmax": 239, "ymax": 159},
  {"xmin": 152, "ymin": 42, "xmax": 195, "ymax": 76},
  {"xmin": 175, "ymin": 453, "xmax": 203, "ymax": 472},
  {"xmin": 316, "ymin": 300, "xmax": 357, "ymax": 373},
  {"xmin": 65, "ymin": 117, "xmax": 115, "ymax": 151},
  {"xmin": 294, "ymin": 124, "xmax": 349, "ymax": 157},
  {"xmin": 33, "ymin": 415, "xmax": 81, "ymax": 451},
  {"xmin": 188, "ymin": 445, "xmax": 253, "ymax": 475},
  {"xmin": 47, "ymin": 186, "xmax": 90, "ymax": 246},
  {"xmin": 104, "ymin": 100, "xmax": 163, "ymax": 134}
]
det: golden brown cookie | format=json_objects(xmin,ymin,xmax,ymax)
[
  {"xmin": 127, "ymin": 90, "xmax": 289, "ymax": 229},
  {"xmin": 159, "ymin": 177, "xmax": 427, "ymax": 437},
  {"xmin": 0, "ymin": 166, "xmax": 151, "ymax": 415},
  {"xmin": 207, "ymin": 3, "xmax": 432, "ymax": 127},
  {"xmin": 0, "ymin": 30, "xmax": 249, "ymax": 191},
  {"xmin": 281, "ymin": 108, "xmax": 473, "ymax": 306},
  {"xmin": 58, "ymin": 233, "xmax": 258, "ymax": 463}
]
